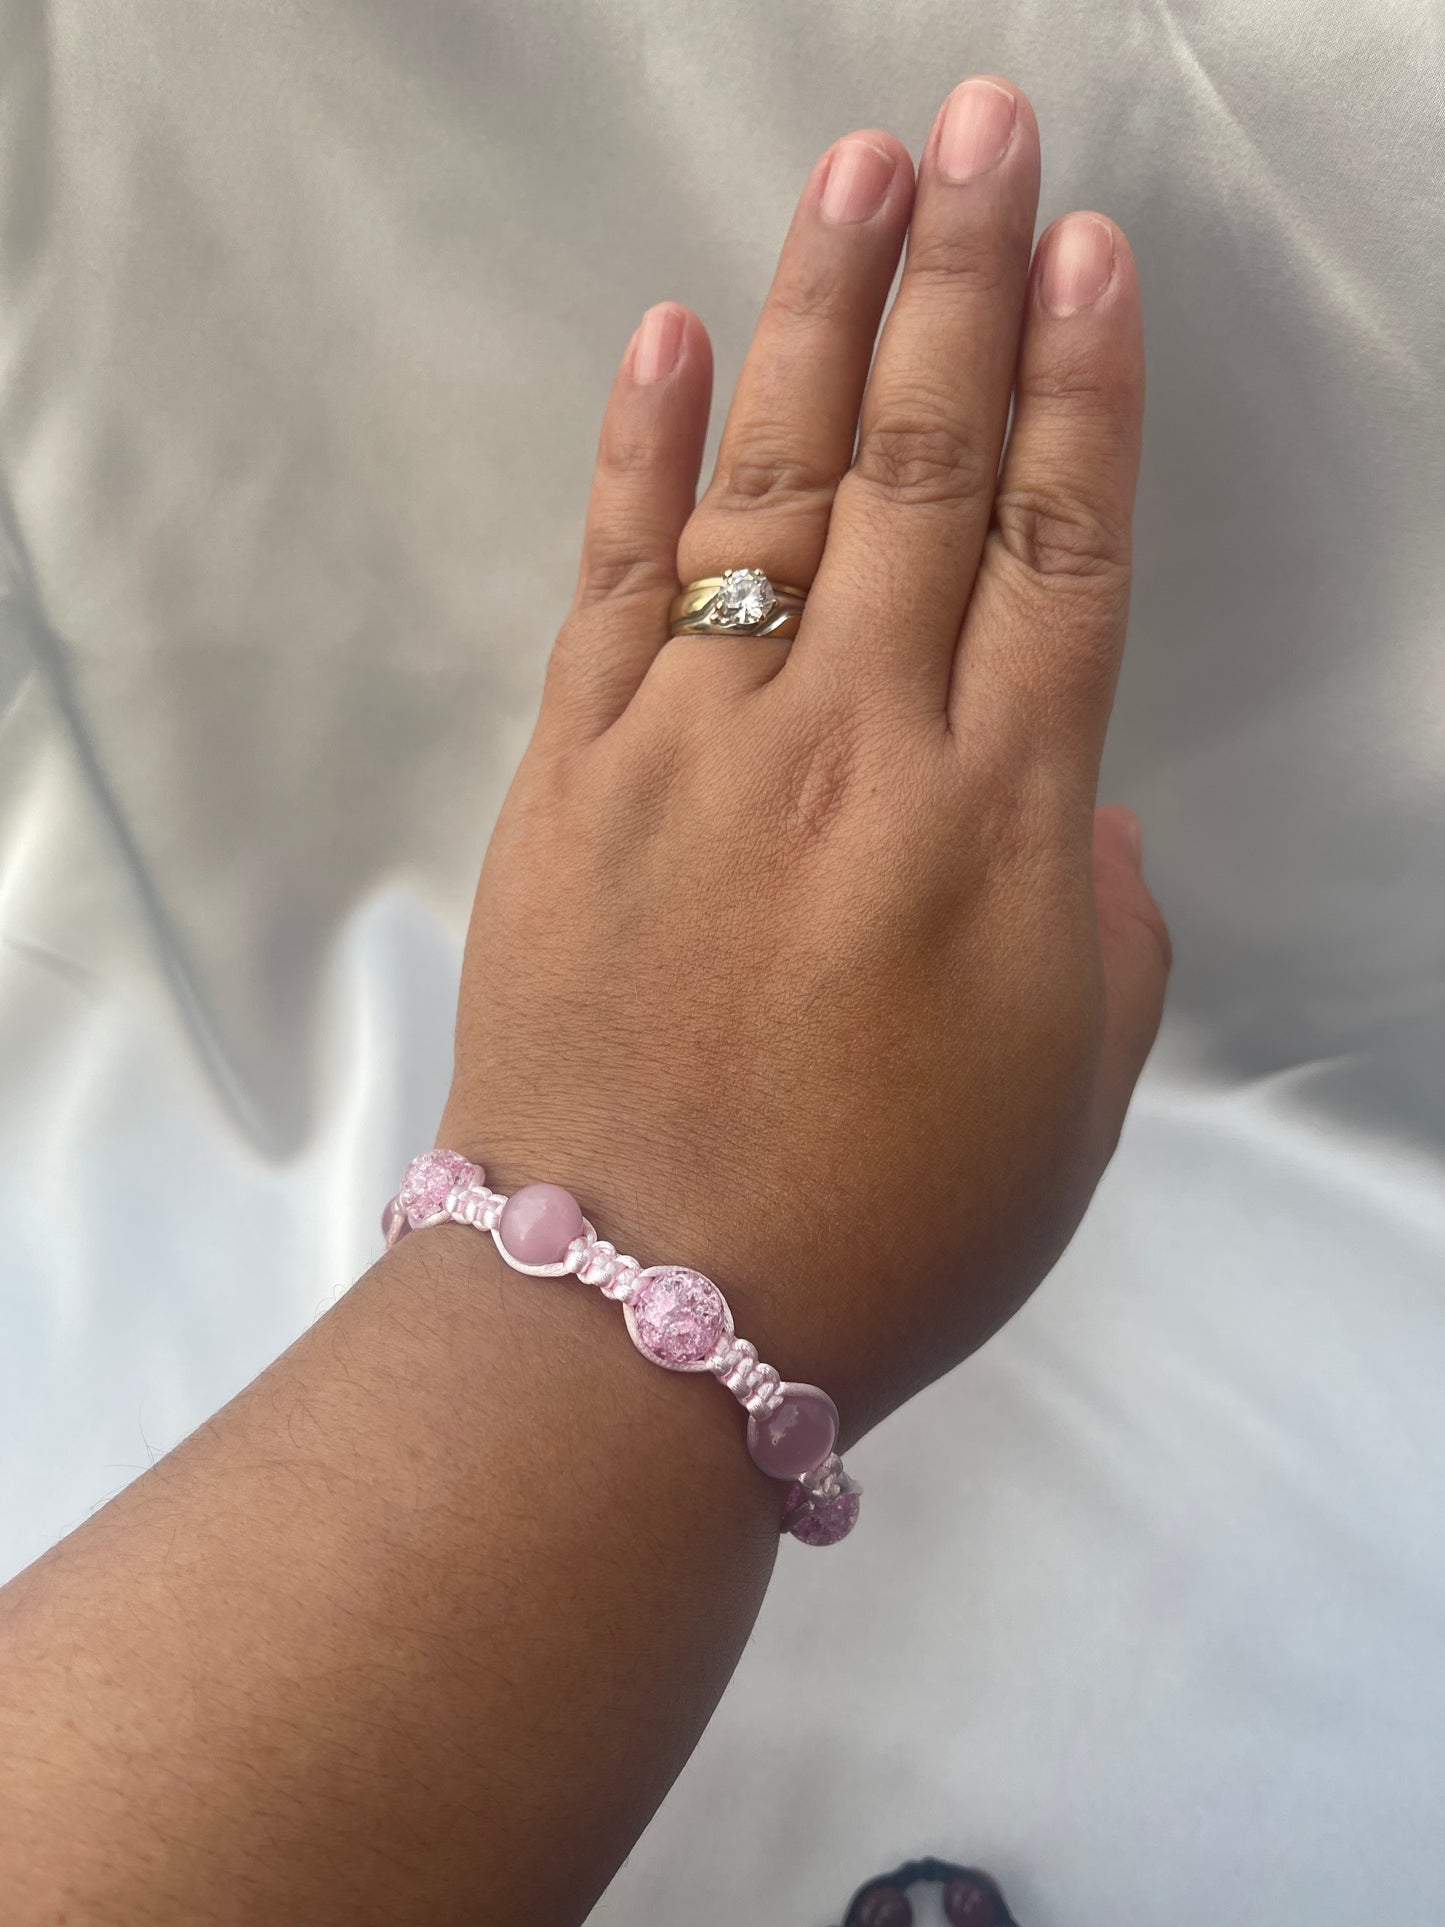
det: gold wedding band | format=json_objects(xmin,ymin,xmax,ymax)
[{"xmin": 668, "ymin": 568, "xmax": 807, "ymax": 641}]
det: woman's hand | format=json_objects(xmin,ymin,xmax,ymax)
[
  {"xmin": 0, "ymin": 79, "xmax": 1174, "ymax": 1927},
  {"xmin": 441, "ymin": 74, "xmax": 1170, "ymax": 1438}
]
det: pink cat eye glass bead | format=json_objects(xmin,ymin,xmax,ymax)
[
  {"xmin": 746, "ymin": 1384, "xmax": 839, "ymax": 1480},
  {"xmin": 497, "ymin": 1182, "xmax": 586, "ymax": 1268}
]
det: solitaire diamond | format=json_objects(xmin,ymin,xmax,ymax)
[{"xmin": 714, "ymin": 568, "xmax": 776, "ymax": 628}]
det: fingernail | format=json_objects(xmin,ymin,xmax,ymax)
[
  {"xmin": 1118, "ymin": 808, "xmax": 1144, "ymax": 868},
  {"xmin": 935, "ymin": 77, "xmax": 1017, "ymax": 184},
  {"xmin": 820, "ymin": 137, "xmax": 896, "ymax": 226},
  {"xmin": 631, "ymin": 302, "xmax": 686, "ymax": 383},
  {"xmin": 1040, "ymin": 215, "xmax": 1116, "ymax": 316}
]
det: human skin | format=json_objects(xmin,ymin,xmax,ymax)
[{"xmin": 0, "ymin": 75, "xmax": 1169, "ymax": 1927}]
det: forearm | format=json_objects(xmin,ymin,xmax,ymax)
[{"xmin": 0, "ymin": 1222, "xmax": 778, "ymax": 1926}]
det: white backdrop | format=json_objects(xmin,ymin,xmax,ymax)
[{"xmin": 1, "ymin": 3, "xmax": 1442, "ymax": 1922}]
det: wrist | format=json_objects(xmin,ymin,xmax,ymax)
[
  {"xmin": 371, "ymin": 1205, "xmax": 784, "ymax": 1547},
  {"xmin": 392, "ymin": 1136, "xmax": 864, "ymax": 1540}
]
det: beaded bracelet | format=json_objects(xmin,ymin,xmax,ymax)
[{"xmin": 381, "ymin": 1149, "xmax": 861, "ymax": 1546}]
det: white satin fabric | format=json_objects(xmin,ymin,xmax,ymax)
[{"xmin": 2, "ymin": 3, "xmax": 1442, "ymax": 1922}]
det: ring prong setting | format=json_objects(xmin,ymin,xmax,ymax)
[{"xmin": 714, "ymin": 567, "xmax": 777, "ymax": 630}]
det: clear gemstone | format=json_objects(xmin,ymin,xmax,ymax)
[
  {"xmin": 629, "ymin": 1267, "xmax": 728, "ymax": 1366},
  {"xmin": 715, "ymin": 568, "xmax": 775, "ymax": 628},
  {"xmin": 398, "ymin": 1149, "xmax": 475, "ymax": 1225}
]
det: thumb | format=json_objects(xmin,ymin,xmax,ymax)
[{"xmin": 1089, "ymin": 806, "xmax": 1172, "ymax": 1164}]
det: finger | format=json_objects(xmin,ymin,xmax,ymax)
[
  {"xmin": 795, "ymin": 76, "xmax": 1041, "ymax": 709},
  {"xmin": 953, "ymin": 214, "xmax": 1144, "ymax": 795},
  {"xmin": 654, "ymin": 129, "xmax": 912, "ymax": 700},
  {"xmin": 542, "ymin": 302, "xmax": 712, "ymax": 739},
  {"xmin": 1087, "ymin": 806, "xmax": 1171, "ymax": 1169}
]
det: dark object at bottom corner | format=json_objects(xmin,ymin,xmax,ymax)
[{"xmin": 839, "ymin": 1856, "xmax": 1020, "ymax": 1927}]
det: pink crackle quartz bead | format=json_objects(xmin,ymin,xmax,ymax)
[
  {"xmin": 498, "ymin": 1182, "xmax": 585, "ymax": 1267},
  {"xmin": 782, "ymin": 1481, "xmax": 861, "ymax": 1547},
  {"xmin": 747, "ymin": 1386, "xmax": 839, "ymax": 1480},
  {"xmin": 398, "ymin": 1149, "xmax": 476, "ymax": 1227},
  {"xmin": 628, "ymin": 1267, "xmax": 730, "ymax": 1367}
]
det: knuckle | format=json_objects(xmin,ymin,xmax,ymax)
[
  {"xmin": 576, "ymin": 541, "xmax": 674, "ymax": 607},
  {"xmin": 595, "ymin": 418, "xmax": 659, "ymax": 480},
  {"xmin": 904, "ymin": 229, "xmax": 1011, "ymax": 302},
  {"xmin": 706, "ymin": 444, "xmax": 838, "ymax": 515},
  {"xmin": 768, "ymin": 261, "xmax": 861, "ymax": 330},
  {"xmin": 991, "ymin": 481, "xmax": 1131, "ymax": 586},
  {"xmin": 1020, "ymin": 350, "xmax": 1122, "ymax": 412},
  {"xmin": 852, "ymin": 407, "xmax": 995, "ymax": 511}
]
